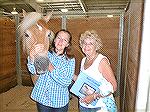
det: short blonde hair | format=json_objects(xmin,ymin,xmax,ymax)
[{"xmin": 79, "ymin": 30, "xmax": 103, "ymax": 50}]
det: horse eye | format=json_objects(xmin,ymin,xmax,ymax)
[
  {"xmin": 24, "ymin": 32, "xmax": 29, "ymax": 37},
  {"xmin": 48, "ymin": 32, "xmax": 51, "ymax": 38}
]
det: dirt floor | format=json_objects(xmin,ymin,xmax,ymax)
[
  {"xmin": 0, "ymin": 86, "xmax": 79, "ymax": 112},
  {"xmin": 0, "ymin": 86, "xmax": 119, "ymax": 112}
]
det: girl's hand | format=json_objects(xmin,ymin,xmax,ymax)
[
  {"xmin": 48, "ymin": 62, "xmax": 55, "ymax": 72},
  {"xmin": 29, "ymin": 44, "xmax": 44, "ymax": 62}
]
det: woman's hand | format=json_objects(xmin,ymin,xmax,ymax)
[
  {"xmin": 29, "ymin": 44, "xmax": 45, "ymax": 62},
  {"xmin": 48, "ymin": 62, "xmax": 55, "ymax": 72},
  {"xmin": 80, "ymin": 94, "xmax": 95, "ymax": 105},
  {"xmin": 80, "ymin": 93, "xmax": 105, "ymax": 105},
  {"xmin": 73, "ymin": 74, "xmax": 78, "ymax": 81}
]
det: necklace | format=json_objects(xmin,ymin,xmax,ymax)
[
  {"xmin": 86, "ymin": 53, "xmax": 98, "ymax": 62},
  {"xmin": 84, "ymin": 53, "xmax": 98, "ymax": 70}
]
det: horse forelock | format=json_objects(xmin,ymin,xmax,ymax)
[
  {"xmin": 19, "ymin": 12, "xmax": 43, "ymax": 54},
  {"xmin": 20, "ymin": 12, "xmax": 42, "ymax": 35}
]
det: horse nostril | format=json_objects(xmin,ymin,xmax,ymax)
[
  {"xmin": 34, "ymin": 56, "xmax": 50, "ymax": 74},
  {"xmin": 24, "ymin": 32, "xmax": 29, "ymax": 37},
  {"xmin": 48, "ymin": 32, "xmax": 51, "ymax": 38}
]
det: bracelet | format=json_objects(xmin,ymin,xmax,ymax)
[
  {"xmin": 93, "ymin": 94, "xmax": 97, "ymax": 99},
  {"xmin": 100, "ymin": 92, "xmax": 112, "ymax": 98},
  {"xmin": 93, "ymin": 92, "xmax": 112, "ymax": 100}
]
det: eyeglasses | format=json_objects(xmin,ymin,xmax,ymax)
[
  {"xmin": 82, "ymin": 42, "xmax": 95, "ymax": 47},
  {"xmin": 55, "ymin": 36, "xmax": 69, "ymax": 44}
]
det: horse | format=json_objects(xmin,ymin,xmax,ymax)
[{"xmin": 19, "ymin": 10, "xmax": 54, "ymax": 75}]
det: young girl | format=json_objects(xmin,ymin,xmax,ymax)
[{"xmin": 27, "ymin": 29, "xmax": 75, "ymax": 112}]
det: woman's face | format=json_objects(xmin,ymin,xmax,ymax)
[
  {"xmin": 82, "ymin": 38, "xmax": 97, "ymax": 56},
  {"xmin": 54, "ymin": 31, "xmax": 70, "ymax": 52}
]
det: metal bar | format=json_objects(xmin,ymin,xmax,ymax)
[
  {"xmin": 14, "ymin": 14, "xmax": 22, "ymax": 86},
  {"xmin": 116, "ymin": 13, "xmax": 124, "ymax": 96},
  {"xmin": 78, "ymin": 0, "xmax": 86, "ymax": 13},
  {"xmin": 122, "ymin": 14, "xmax": 131, "ymax": 112},
  {"xmin": 61, "ymin": 14, "xmax": 67, "ymax": 30}
]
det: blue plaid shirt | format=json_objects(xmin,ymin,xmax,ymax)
[{"xmin": 27, "ymin": 51, "xmax": 75, "ymax": 108}]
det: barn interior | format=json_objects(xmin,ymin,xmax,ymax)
[{"xmin": 0, "ymin": 0, "xmax": 147, "ymax": 112}]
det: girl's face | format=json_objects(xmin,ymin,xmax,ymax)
[
  {"xmin": 82, "ymin": 38, "xmax": 97, "ymax": 56},
  {"xmin": 54, "ymin": 31, "xmax": 70, "ymax": 52}
]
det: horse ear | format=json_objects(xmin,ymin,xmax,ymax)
[
  {"xmin": 44, "ymin": 11, "xmax": 53, "ymax": 23},
  {"xmin": 22, "ymin": 9, "xmax": 27, "ymax": 17}
]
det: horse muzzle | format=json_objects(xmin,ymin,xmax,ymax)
[{"xmin": 34, "ymin": 55, "xmax": 50, "ymax": 74}]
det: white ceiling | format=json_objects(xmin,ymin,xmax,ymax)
[{"xmin": 0, "ymin": 0, "xmax": 130, "ymax": 17}]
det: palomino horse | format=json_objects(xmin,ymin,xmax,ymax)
[{"xmin": 19, "ymin": 10, "xmax": 54, "ymax": 74}]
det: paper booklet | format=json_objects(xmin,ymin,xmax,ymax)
[{"xmin": 70, "ymin": 72, "xmax": 101, "ymax": 106}]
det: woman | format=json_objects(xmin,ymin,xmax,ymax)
[
  {"xmin": 27, "ymin": 29, "xmax": 75, "ymax": 112},
  {"xmin": 78, "ymin": 30, "xmax": 117, "ymax": 112}
]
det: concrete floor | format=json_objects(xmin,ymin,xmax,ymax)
[{"xmin": 0, "ymin": 86, "xmax": 119, "ymax": 112}]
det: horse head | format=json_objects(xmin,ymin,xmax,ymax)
[{"xmin": 19, "ymin": 10, "xmax": 54, "ymax": 74}]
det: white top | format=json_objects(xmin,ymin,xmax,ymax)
[{"xmin": 79, "ymin": 54, "xmax": 116, "ymax": 111}]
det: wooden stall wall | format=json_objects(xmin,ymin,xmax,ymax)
[
  {"xmin": 67, "ymin": 17, "xmax": 120, "ymax": 76},
  {"xmin": 0, "ymin": 17, "xmax": 17, "ymax": 93},
  {"xmin": 120, "ymin": 0, "xmax": 144, "ymax": 112},
  {"xmin": 21, "ymin": 17, "xmax": 120, "ymax": 90}
]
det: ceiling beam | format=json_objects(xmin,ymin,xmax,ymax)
[
  {"xmin": 27, "ymin": 0, "xmax": 42, "ymax": 13},
  {"xmin": 36, "ymin": 0, "xmax": 77, "ymax": 3},
  {"xmin": 78, "ymin": 0, "xmax": 87, "ymax": 13},
  {"xmin": 45, "ymin": 8, "xmax": 125, "ymax": 17}
]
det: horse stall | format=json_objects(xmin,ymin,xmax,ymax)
[
  {"xmin": 0, "ymin": 0, "xmax": 149, "ymax": 112},
  {"xmin": 0, "ymin": 17, "xmax": 16, "ymax": 92}
]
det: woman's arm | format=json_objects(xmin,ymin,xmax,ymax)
[
  {"xmin": 27, "ymin": 56, "xmax": 39, "ymax": 84},
  {"xmin": 31, "ymin": 74, "xmax": 39, "ymax": 85},
  {"xmin": 73, "ymin": 74, "xmax": 78, "ymax": 81},
  {"xmin": 98, "ymin": 58, "xmax": 117, "ymax": 92},
  {"xmin": 50, "ymin": 58, "xmax": 76, "ymax": 87}
]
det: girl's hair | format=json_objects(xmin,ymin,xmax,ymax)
[
  {"xmin": 50, "ymin": 29, "xmax": 74, "ymax": 59},
  {"xmin": 79, "ymin": 30, "xmax": 103, "ymax": 51}
]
